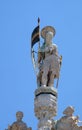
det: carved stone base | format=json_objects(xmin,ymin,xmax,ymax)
[
  {"xmin": 38, "ymin": 119, "xmax": 52, "ymax": 130},
  {"xmin": 34, "ymin": 87, "xmax": 57, "ymax": 130}
]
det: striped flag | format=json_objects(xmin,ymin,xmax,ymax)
[{"xmin": 31, "ymin": 25, "xmax": 40, "ymax": 48}]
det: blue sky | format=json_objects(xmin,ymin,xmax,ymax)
[{"xmin": 0, "ymin": 0, "xmax": 82, "ymax": 129}]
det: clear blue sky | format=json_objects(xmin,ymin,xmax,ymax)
[{"xmin": 0, "ymin": 0, "xmax": 82, "ymax": 129}]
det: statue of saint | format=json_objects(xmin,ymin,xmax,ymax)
[
  {"xmin": 8, "ymin": 111, "xmax": 32, "ymax": 130},
  {"xmin": 37, "ymin": 26, "xmax": 62, "ymax": 87},
  {"xmin": 54, "ymin": 106, "xmax": 82, "ymax": 130}
]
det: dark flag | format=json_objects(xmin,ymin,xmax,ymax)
[{"xmin": 31, "ymin": 25, "xmax": 40, "ymax": 48}]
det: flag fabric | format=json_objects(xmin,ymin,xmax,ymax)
[{"xmin": 31, "ymin": 25, "xmax": 40, "ymax": 47}]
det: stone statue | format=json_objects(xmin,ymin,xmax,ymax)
[
  {"xmin": 52, "ymin": 106, "xmax": 82, "ymax": 130},
  {"xmin": 7, "ymin": 111, "xmax": 32, "ymax": 130},
  {"xmin": 37, "ymin": 26, "xmax": 62, "ymax": 87}
]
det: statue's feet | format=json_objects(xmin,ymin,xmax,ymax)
[{"xmin": 48, "ymin": 84, "xmax": 54, "ymax": 87}]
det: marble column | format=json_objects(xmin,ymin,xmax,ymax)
[{"xmin": 34, "ymin": 87, "xmax": 57, "ymax": 130}]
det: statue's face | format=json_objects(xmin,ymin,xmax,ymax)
[
  {"xmin": 45, "ymin": 31, "xmax": 53, "ymax": 44},
  {"xmin": 16, "ymin": 112, "xmax": 23, "ymax": 121}
]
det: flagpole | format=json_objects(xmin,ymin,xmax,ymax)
[{"xmin": 38, "ymin": 17, "xmax": 40, "ymax": 48}]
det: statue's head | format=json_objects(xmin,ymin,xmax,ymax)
[
  {"xmin": 63, "ymin": 106, "xmax": 74, "ymax": 116},
  {"xmin": 41, "ymin": 26, "xmax": 56, "ymax": 40},
  {"xmin": 41, "ymin": 26, "xmax": 56, "ymax": 45},
  {"xmin": 45, "ymin": 31, "xmax": 54, "ymax": 43},
  {"xmin": 16, "ymin": 111, "xmax": 23, "ymax": 121}
]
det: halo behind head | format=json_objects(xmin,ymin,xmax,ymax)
[{"xmin": 41, "ymin": 26, "xmax": 56, "ymax": 39}]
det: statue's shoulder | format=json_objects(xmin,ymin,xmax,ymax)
[
  {"xmin": 11, "ymin": 121, "xmax": 28, "ymax": 130},
  {"xmin": 12, "ymin": 121, "xmax": 17, "ymax": 125}
]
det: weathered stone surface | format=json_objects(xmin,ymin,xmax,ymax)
[
  {"xmin": 37, "ymin": 26, "xmax": 62, "ymax": 87},
  {"xmin": 34, "ymin": 87, "xmax": 57, "ymax": 130},
  {"xmin": 34, "ymin": 87, "xmax": 57, "ymax": 118},
  {"xmin": 35, "ymin": 86, "xmax": 57, "ymax": 97},
  {"xmin": 52, "ymin": 106, "xmax": 82, "ymax": 130}
]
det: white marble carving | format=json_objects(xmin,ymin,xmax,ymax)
[
  {"xmin": 37, "ymin": 26, "xmax": 62, "ymax": 87},
  {"xmin": 34, "ymin": 87, "xmax": 57, "ymax": 130},
  {"xmin": 52, "ymin": 106, "xmax": 82, "ymax": 130}
]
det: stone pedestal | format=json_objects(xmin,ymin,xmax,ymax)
[{"xmin": 34, "ymin": 87, "xmax": 57, "ymax": 130}]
